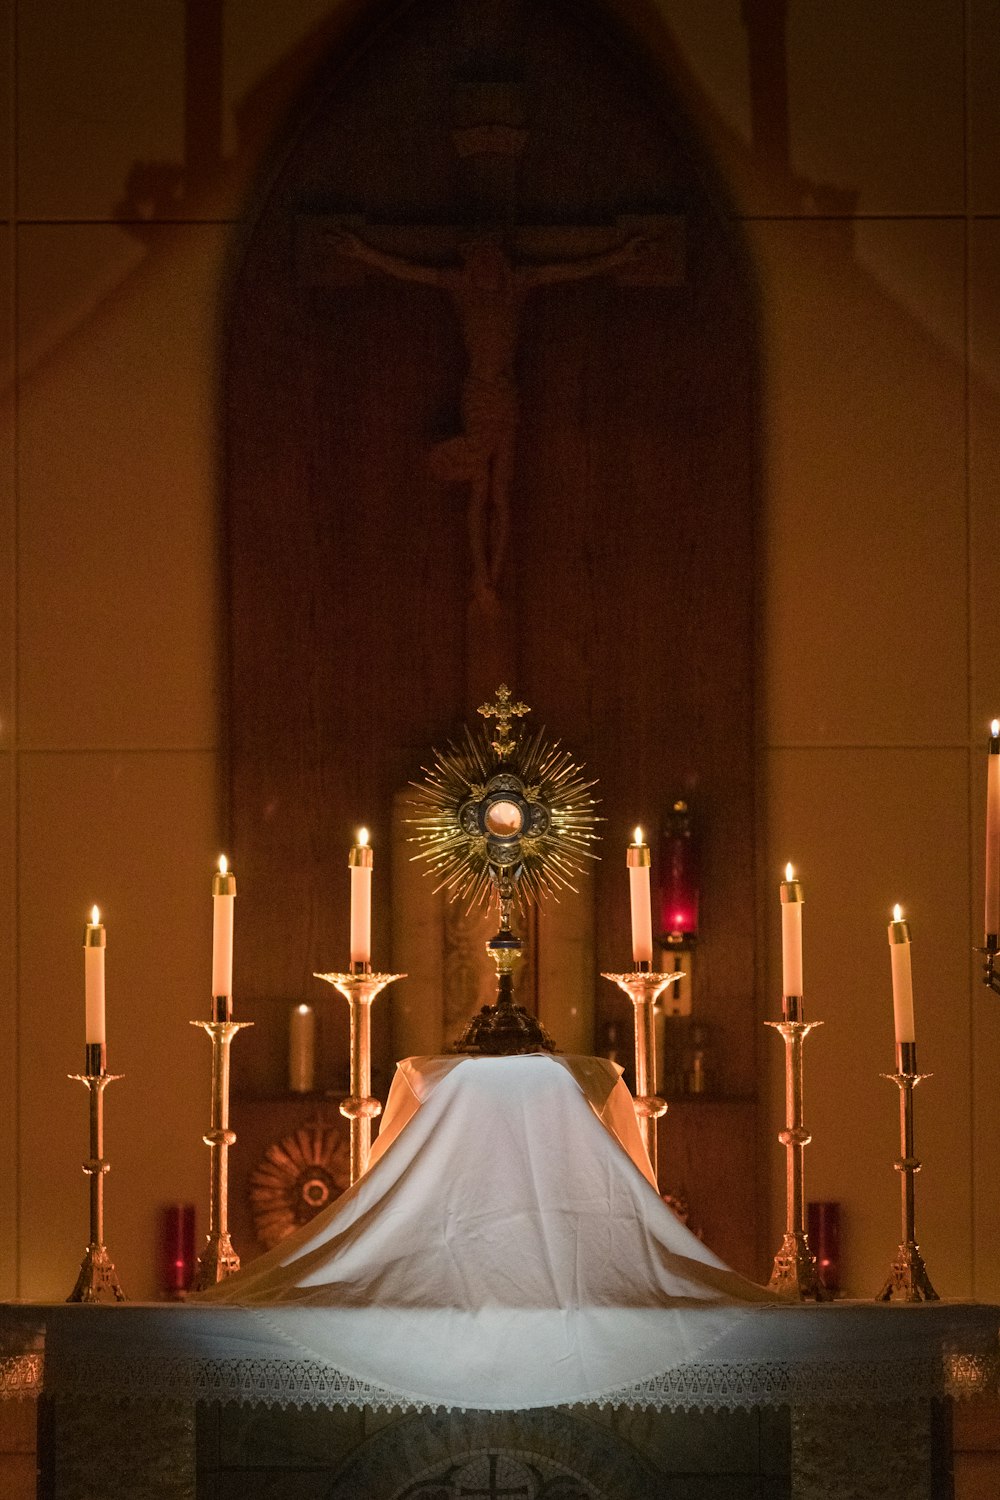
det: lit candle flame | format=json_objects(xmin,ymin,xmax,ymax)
[
  {"xmin": 785, "ymin": 862, "xmax": 794, "ymax": 882},
  {"xmin": 893, "ymin": 903, "xmax": 903, "ymax": 923},
  {"xmin": 296, "ymin": 1002, "xmax": 310, "ymax": 1015},
  {"xmin": 90, "ymin": 905, "xmax": 100, "ymax": 926},
  {"xmin": 218, "ymin": 854, "xmax": 228, "ymax": 876},
  {"xmin": 633, "ymin": 826, "xmax": 644, "ymax": 846},
  {"xmin": 992, "ymin": 719, "xmax": 999, "ymax": 738},
  {"xmin": 358, "ymin": 828, "xmax": 369, "ymax": 847}
]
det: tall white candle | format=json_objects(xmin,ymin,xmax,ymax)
[
  {"xmin": 350, "ymin": 828, "xmax": 373, "ymax": 967},
  {"xmin": 84, "ymin": 905, "xmax": 106, "ymax": 1046},
  {"xmin": 987, "ymin": 720, "xmax": 1000, "ymax": 939},
  {"xmin": 627, "ymin": 827, "xmax": 653, "ymax": 967},
  {"xmin": 888, "ymin": 903, "xmax": 915, "ymax": 1045},
  {"xmin": 212, "ymin": 855, "xmax": 237, "ymax": 999},
  {"xmin": 780, "ymin": 863, "xmax": 804, "ymax": 998},
  {"xmin": 289, "ymin": 1003, "xmax": 316, "ymax": 1093}
]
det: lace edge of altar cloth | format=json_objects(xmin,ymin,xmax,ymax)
[
  {"xmin": 2, "ymin": 1349, "xmax": 998, "ymax": 1413},
  {"xmin": 1, "ymin": 1332, "xmax": 1000, "ymax": 1410}
]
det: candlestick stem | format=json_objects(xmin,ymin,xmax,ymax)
[
  {"xmin": 67, "ymin": 1050, "xmax": 125, "ymax": 1303},
  {"xmin": 765, "ymin": 1017, "xmax": 827, "ymax": 1300},
  {"xmin": 191, "ymin": 1018, "xmax": 253, "ymax": 1290},
  {"xmin": 314, "ymin": 970, "xmax": 404, "ymax": 1185},
  {"xmin": 876, "ymin": 1042, "xmax": 938, "ymax": 1302},
  {"xmin": 601, "ymin": 971, "xmax": 682, "ymax": 1188}
]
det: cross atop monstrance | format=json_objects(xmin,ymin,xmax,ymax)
[
  {"xmin": 478, "ymin": 682, "xmax": 529, "ymax": 759},
  {"xmin": 297, "ymin": 61, "xmax": 685, "ymax": 709}
]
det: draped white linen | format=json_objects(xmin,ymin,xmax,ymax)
[{"xmin": 198, "ymin": 1053, "xmax": 771, "ymax": 1407}]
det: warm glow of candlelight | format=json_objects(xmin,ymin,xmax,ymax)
[
  {"xmin": 296, "ymin": 1002, "xmax": 309, "ymax": 1014},
  {"xmin": 893, "ymin": 902, "xmax": 903, "ymax": 922},
  {"xmin": 785, "ymin": 862, "xmax": 794, "ymax": 882},
  {"xmin": 633, "ymin": 826, "xmax": 643, "ymax": 845},
  {"xmin": 90, "ymin": 905, "xmax": 100, "ymax": 925},
  {"xmin": 992, "ymin": 719, "xmax": 999, "ymax": 738},
  {"xmin": 218, "ymin": 854, "xmax": 228, "ymax": 875},
  {"xmin": 358, "ymin": 827, "xmax": 369, "ymax": 847}
]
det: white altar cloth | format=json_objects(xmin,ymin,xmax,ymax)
[
  {"xmin": 197, "ymin": 1052, "xmax": 770, "ymax": 1406},
  {"xmin": 5, "ymin": 1055, "xmax": 997, "ymax": 1415}
]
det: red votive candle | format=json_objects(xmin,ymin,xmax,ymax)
[
  {"xmin": 807, "ymin": 1200, "xmax": 840, "ymax": 1296},
  {"xmin": 658, "ymin": 801, "xmax": 699, "ymax": 942},
  {"xmin": 160, "ymin": 1203, "xmax": 196, "ymax": 1299}
]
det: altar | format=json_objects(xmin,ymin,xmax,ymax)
[{"xmin": 3, "ymin": 1050, "xmax": 1000, "ymax": 1498}]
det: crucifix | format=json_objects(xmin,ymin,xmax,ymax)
[{"xmin": 297, "ymin": 74, "xmax": 685, "ymax": 709}]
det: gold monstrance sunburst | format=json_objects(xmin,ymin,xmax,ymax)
[{"xmin": 410, "ymin": 685, "xmax": 601, "ymax": 1053}]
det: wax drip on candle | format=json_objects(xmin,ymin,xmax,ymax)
[
  {"xmin": 211, "ymin": 855, "xmax": 237, "ymax": 1015},
  {"xmin": 84, "ymin": 905, "xmax": 106, "ymax": 1048},
  {"xmin": 627, "ymin": 826, "xmax": 653, "ymax": 968},
  {"xmin": 350, "ymin": 828, "xmax": 374, "ymax": 968},
  {"xmin": 779, "ymin": 863, "xmax": 804, "ymax": 1015},
  {"xmin": 888, "ymin": 902, "xmax": 915, "ymax": 1046},
  {"xmin": 987, "ymin": 722, "xmax": 1000, "ymax": 942}
]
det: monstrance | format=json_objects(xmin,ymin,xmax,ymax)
[{"xmin": 410, "ymin": 685, "xmax": 601, "ymax": 1053}]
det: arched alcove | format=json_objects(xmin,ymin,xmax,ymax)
[{"xmin": 225, "ymin": 0, "xmax": 761, "ymax": 1273}]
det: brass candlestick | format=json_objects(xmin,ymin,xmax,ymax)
[
  {"xmin": 601, "ymin": 969, "xmax": 682, "ymax": 1188},
  {"xmin": 766, "ymin": 998, "xmax": 827, "ymax": 1300},
  {"xmin": 314, "ymin": 967, "xmax": 404, "ymax": 1185},
  {"xmin": 876, "ymin": 1040, "xmax": 938, "ymax": 1302},
  {"xmin": 67, "ymin": 1041, "xmax": 125, "ymax": 1303},
  {"xmin": 191, "ymin": 1000, "xmax": 252, "ymax": 1290}
]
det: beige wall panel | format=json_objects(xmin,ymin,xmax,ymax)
[
  {"xmin": 657, "ymin": 0, "xmax": 962, "ymax": 216},
  {"xmin": 764, "ymin": 747, "xmax": 972, "ymax": 1298},
  {"xmin": 0, "ymin": 0, "xmax": 11, "ymax": 219},
  {"xmin": 754, "ymin": 218, "xmax": 966, "ymax": 749},
  {"xmin": 0, "ymin": 224, "xmax": 12, "ymax": 746},
  {"xmin": 969, "ymin": 219, "xmax": 1000, "ymax": 1296},
  {"xmin": 969, "ymin": 0, "xmax": 1000, "ymax": 214},
  {"xmin": 17, "ymin": 0, "xmax": 185, "ymax": 221},
  {"xmin": 0, "ymin": 752, "xmax": 14, "ymax": 1297},
  {"xmin": 969, "ymin": 221, "xmax": 1000, "ymax": 740},
  {"xmin": 17, "ymin": 223, "xmax": 224, "ymax": 752},
  {"xmin": 18, "ymin": 749, "xmax": 218, "ymax": 1301}
]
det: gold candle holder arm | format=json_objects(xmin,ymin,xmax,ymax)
[
  {"xmin": 601, "ymin": 970, "xmax": 682, "ymax": 1190},
  {"xmin": 876, "ymin": 1040, "xmax": 938, "ymax": 1302},
  {"xmin": 314, "ymin": 969, "xmax": 404, "ymax": 1186},
  {"xmin": 191, "ymin": 1017, "xmax": 253, "ymax": 1291},
  {"xmin": 765, "ymin": 1015, "xmax": 827, "ymax": 1300},
  {"xmin": 67, "ymin": 1045, "xmax": 125, "ymax": 1304}
]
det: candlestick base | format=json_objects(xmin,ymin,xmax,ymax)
[
  {"xmin": 768, "ymin": 1229, "xmax": 827, "ymax": 1301},
  {"xmin": 193, "ymin": 1231, "xmax": 242, "ymax": 1292},
  {"xmin": 876, "ymin": 1240, "xmax": 939, "ymax": 1303},
  {"xmin": 66, "ymin": 1067, "xmax": 125, "ymax": 1303},
  {"xmin": 68, "ymin": 1241, "xmax": 126, "ymax": 1304},
  {"xmin": 765, "ymin": 1017, "xmax": 828, "ymax": 1302},
  {"xmin": 191, "ymin": 1018, "xmax": 253, "ymax": 1289},
  {"xmin": 875, "ymin": 1063, "xmax": 938, "ymax": 1303},
  {"xmin": 977, "ymin": 938, "xmax": 1000, "ymax": 996}
]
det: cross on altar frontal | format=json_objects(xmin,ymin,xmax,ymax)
[{"xmin": 458, "ymin": 1455, "xmax": 529, "ymax": 1499}]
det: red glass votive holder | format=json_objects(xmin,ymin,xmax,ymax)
[
  {"xmin": 160, "ymin": 1202, "xmax": 196, "ymax": 1299},
  {"xmin": 807, "ymin": 1200, "xmax": 840, "ymax": 1297}
]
